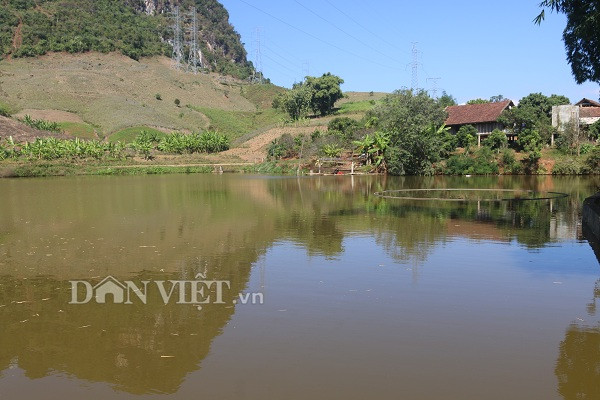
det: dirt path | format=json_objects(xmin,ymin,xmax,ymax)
[{"xmin": 223, "ymin": 125, "xmax": 320, "ymax": 162}]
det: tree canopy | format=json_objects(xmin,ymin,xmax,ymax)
[
  {"xmin": 368, "ymin": 90, "xmax": 447, "ymax": 175},
  {"xmin": 273, "ymin": 73, "xmax": 344, "ymax": 119},
  {"xmin": 535, "ymin": 0, "xmax": 600, "ymax": 84},
  {"xmin": 305, "ymin": 73, "xmax": 345, "ymax": 116}
]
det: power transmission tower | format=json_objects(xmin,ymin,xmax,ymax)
[
  {"xmin": 410, "ymin": 42, "xmax": 420, "ymax": 91},
  {"xmin": 252, "ymin": 27, "xmax": 263, "ymax": 84},
  {"xmin": 427, "ymin": 77, "xmax": 442, "ymax": 98},
  {"xmin": 302, "ymin": 60, "xmax": 310, "ymax": 77},
  {"xmin": 187, "ymin": 6, "xmax": 201, "ymax": 73},
  {"xmin": 171, "ymin": 5, "xmax": 183, "ymax": 70}
]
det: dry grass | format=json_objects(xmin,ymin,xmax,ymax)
[{"xmin": 0, "ymin": 52, "xmax": 262, "ymax": 136}]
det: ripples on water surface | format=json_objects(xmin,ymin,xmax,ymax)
[{"xmin": 0, "ymin": 174, "xmax": 599, "ymax": 400}]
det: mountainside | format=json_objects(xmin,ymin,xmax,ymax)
[
  {"xmin": 0, "ymin": 0, "xmax": 253, "ymax": 79},
  {"xmin": 0, "ymin": 52, "xmax": 282, "ymax": 137}
]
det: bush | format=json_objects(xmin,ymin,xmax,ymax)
[
  {"xmin": 20, "ymin": 115, "xmax": 62, "ymax": 132},
  {"xmin": 267, "ymin": 133, "xmax": 297, "ymax": 160},
  {"xmin": 483, "ymin": 129, "xmax": 508, "ymax": 152},
  {"xmin": 445, "ymin": 148, "xmax": 499, "ymax": 175},
  {"xmin": 327, "ymin": 117, "xmax": 360, "ymax": 140},
  {"xmin": 155, "ymin": 93, "xmax": 162, "ymax": 101},
  {"xmin": 580, "ymin": 143, "xmax": 595, "ymax": 155},
  {"xmin": 456, "ymin": 125, "xmax": 478, "ymax": 149},
  {"xmin": 174, "ymin": 98, "xmax": 181, "ymax": 107},
  {"xmin": 0, "ymin": 103, "xmax": 11, "ymax": 117},
  {"xmin": 320, "ymin": 143, "xmax": 343, "ymax": 157},
  {"xmin": 500, "ymin": 149, "xmax": 522, "ymax": 174},
  {"xmin": 585, "ymin": 147, "xmax": 600, "ymax": 174},
  {"xmin": 552, "ymin": 158, "xmax": 581, "ymax": 175},
  {"xmin": 588, "ymin": 120, "xmax": 600, "ymax": 140}
]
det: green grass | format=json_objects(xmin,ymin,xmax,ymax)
[
  {"xmin": 240, "ymin": 84, "xmax": 286, "ymax": 109},
  {"xmin": 336, "ymin": 100, "xmax": 380, "ymax": 115},
  {"xmin": 58, "ymin": 122, "xmax": 98, "ymax": 139},
  {"xmin": 108, "ymin": 126, "xmax": 167, "ymax": 143},
  {"xmin": 188, "ymin": 106, "xmax": 284, "ymax": 139}
]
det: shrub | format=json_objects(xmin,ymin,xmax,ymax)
[
  {"xmin": 267, "ymin": 133, "xmax": 296, "ymax": 160},
  {"xmin": 174, "ymin": 98, "xmax": 181, "ymax": 107},
  {"xmin": 327, "ymin": 117, "xmax": 360, "ymax": 140},
  {"xmin": 20, "ymin": 115, "xmax": 62, "ymax": 132},
  {"xmin": 552, "ymin": 158, "xmax": 581, "ymax": 175},
  {"xmin": 445, "ymin": 148, "xmax": 499, "ymax": 175},
  {"xmin": 580, "ymin": 143, "xmax": 595, "ymax": 155},
  {"xmin": 483, "ymin": 129, "xmax": 508, "ymax": 153},
  {"xmin": 585, "ymin": 147, "xmax": 600, "ymax": 174},
  {"xmin": 500, "ymin": 149, "xmax": 522, "ymax": 174},
  {"xmin": 0, "ymin": 103, "xmax": 11, "ymax": 117},
  {"xmin": 588, "ymin": 120, "xmax": 600, "ymax": 141},
  {"xmin": 321, "ymin": 144, "xmax": 343, "ymax": 157},
  {"xmin": 155, "ymin": 93, "xmax": 162, "ymax": 101},
  {"xmin": 456, "ymin": 125, "xmax": 478, "ymax": 149}
]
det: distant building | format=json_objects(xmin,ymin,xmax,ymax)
[
  {"xmin": 445, "ymin": 100, "xmax": 515, "ymax": 146},
  {"xmin": 552, "ymin": 98, "xmax": 600, "ymax": 135}
]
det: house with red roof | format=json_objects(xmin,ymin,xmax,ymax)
[{"xmin": 444, "ymin": 100, "xmax": 515, "ymax": 146}]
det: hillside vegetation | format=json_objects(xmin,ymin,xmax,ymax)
[
  {"xmin": 0, "ymin": 52, "xmax": 284, "ymax": 138},
  {"xmin": 0, "ymin": 0, "xmax": 253, "ymax": 79}
]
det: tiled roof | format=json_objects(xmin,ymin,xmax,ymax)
[
  {"xmin": 580, "ymin": 107, "xmax": 600, "ymax": 118},
  {"xmin": 445, "ymin": 100, "xmax": 514, "ymax": 126},
  {"xmin": 576, "ymin": 98, "xmax": 600, "ymax": 107}
]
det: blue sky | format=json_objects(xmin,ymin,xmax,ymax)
[{"xmin": 219, "ymin": 0, "xmax": 599, "ymax": 104}]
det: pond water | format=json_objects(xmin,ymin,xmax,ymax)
[{"xmin": 0, "ymin": 174, "xmax": 599, "ymax": 400}]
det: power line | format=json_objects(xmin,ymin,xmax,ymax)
[
  {"xmin": 263, "ymin": 45, "xmax": 301, "ymax": 70},
  {"xmin": 264, "ymin": 40, "xmax": 304, "ymax": 63},
  {"xmin": 237, "ymin": 0, "xmax": 399, "ymax": 70},
  {"xmin": 262, "ymin": 53, "xmax": 301, "ymax": 76},
  {"xmin": 322, "ymin": 0, "xmax": 408, "ymax": 55},
  {"xmin": 293, "ymin": 0, "xmax": 405, "ymax": 65}
]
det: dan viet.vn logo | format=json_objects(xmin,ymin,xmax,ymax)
[{"xmin": 69, "ymin": 273, "xmax": 264, "ymax": 310}]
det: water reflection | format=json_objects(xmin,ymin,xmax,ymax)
[
  {"xmin": 0, "ymin": 174, "xmax": 598, "ymax": 396},
  {"xmin": 557, "ymin": 217, "xmax": 600, "ymax": 400},
  {"xmin": 555, "ymin": 279, "xmax": 600, "ymax": 400}
]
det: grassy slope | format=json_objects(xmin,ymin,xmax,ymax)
[
  {"xmin": 0, "ymin": 52, "xmax": 261, "ymax": 136},
  {"xmin": 0, "ymin": 52, "xmax": 385, "ymax": 165}
]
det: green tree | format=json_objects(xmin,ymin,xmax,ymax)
[
  {"xmin": 456, "ymin": 125, "xmax": 478, "ymax": 149},
  {"xmin": 588, "ymin": 120, "xmax": 600, "ymax": 140},
  {"xmin": 467, "ymin": 98, "xmax": 490, "ymax": 105},
  {"xmin": 438, "ymin": 91, "xmax": 457, "ymax": 108},
  {"xmin": 483, "ymin": 129, "xmax": 508, "ymax": 153},
  {"xmin": 490, "ymin": 94, "xmax": 505, "ymax": 103},
  {"xmin": 368, "ymin": 89, "xmax": 447, "ymax": 175},
  {"xmin": 274, "ymin": 85, "xmax": 313, "ymax": 120},
  {"xmin": 499, "ymin": 92, "xmax": 570, "ymax": 145},
  {"xmin": 304, "ymin": 73, "xmax": 344, "ymax": 116},
  {"xmin": 536, "ymin": 1, "xmax": 600, "ymax": 84}
]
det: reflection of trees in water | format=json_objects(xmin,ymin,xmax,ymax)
[
  {"xmin": 265, "ymin": 175, "xmax": 594, "ymax": 263},
  {"xmin": 0, "ymin": 250, "xmax": 254, "ymax": 395},
  {"xmin": 556, "ymin": 279, "xmax": 600, "ymax": 400},
  {"xmin": 556, "ymin": 325, "xmax": 600, "ymax": 400}
]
